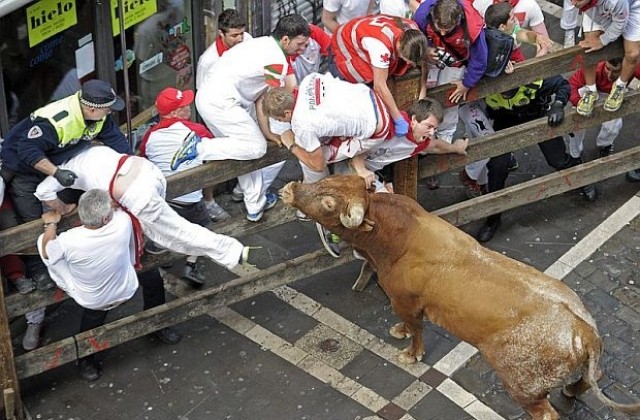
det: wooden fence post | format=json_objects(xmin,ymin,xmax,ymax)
[{"xmin": 0, "ymin": 277, "xmax": 23, "ymax": 419}]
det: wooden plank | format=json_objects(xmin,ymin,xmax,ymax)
[
  {"xmin": 434, "ymin": 144, "xmax": 640, "ymax": 226},
  {"xmin": 5, "ymin": 205, "xmax": 298, "ymax": 318},
  {"xmin": 14, "ymin": 250, "xmax": 355, "ymax": 379},
  {"xmin": 0, "ymin": 278, "xmax": 22, "ymax": 419},
  {"xmin": 393, "ymin": 40, "xmax": 625, "ymax": 108},
  {"xmin": 419, "ymin": 89, "xmax": 640, "ymax": 178},
  {"xmin": 393, "ymin": 156, "xmax": 419, "ymax": 199}
]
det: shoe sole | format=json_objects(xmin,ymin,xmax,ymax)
[
  {"xmin": 603, "ymin": 104, "xmax": 622, "ymax": 112},
  {"xmin": 315, "ymin": 223, "xmax": 340, "ymax": 258},
  {"xmin": 576, "ymin": 108, "xmax": 594, "ymax": 117}
]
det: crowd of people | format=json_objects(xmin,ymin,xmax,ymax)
[{"xmin": 0, "ymin": 0, "xmax": 637, "ymax": 381}]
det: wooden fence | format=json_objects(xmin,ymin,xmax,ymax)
[{"xmin": 0, "ymin": 39, "xmax": 637, "ymax": 419}]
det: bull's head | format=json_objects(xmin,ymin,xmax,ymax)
[{"xmin": 279, "ymin": 175, "xmax": 375, "ymax": 231}]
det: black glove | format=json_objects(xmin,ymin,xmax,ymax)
[
  {"xmin": 547, "ymin": 101, "xmax": 565, "ymax": 127},
  {"xmin": 53, "ymin": 168, "xmax": 78, "ymax": 187}
]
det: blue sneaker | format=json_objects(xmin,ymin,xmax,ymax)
[
  {"xmin": 246, "ymin": 192, "xmax": 278, "ymax": 222},
  {"xmin": 170, "ymin": 131, "xmax": 201, "ymax": 171}
]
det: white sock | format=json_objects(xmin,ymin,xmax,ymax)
[
  {"xmin": 586, "ymin": 84, "xmax": 597, "ymax": 92},
  {"xmin": 615, "ymin": 77, "xmax": 626, "ymax": 87}
]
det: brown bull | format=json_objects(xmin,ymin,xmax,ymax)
[{"xmin": 279, "ymin": 175, "xmax": 640, "ymax": 420}]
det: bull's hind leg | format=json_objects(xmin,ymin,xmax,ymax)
[
  {"xmin": 562, "ymin": 369, "xmax": 601, "ymax": 398},
  {"xmin": 389, "ymin": 297, "xmax": 424, "ymax": 364}
]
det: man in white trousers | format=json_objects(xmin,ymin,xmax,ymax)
[
  {"xmin": 34, "ymin": 145, "xmax": 251, "ymax": 271},
  {"xmin": 196, "ymin": 14, "xmax": 310, "ymax": 222}
]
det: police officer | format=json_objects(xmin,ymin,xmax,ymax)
[
  {"xmin": 477, "ymin": 75, "xmax": 598, "ymax": 243},
  {"xmin": 0, "ymin": 79, "xmax": 131, "ymax": 290}
]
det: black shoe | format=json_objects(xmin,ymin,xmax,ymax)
[
  {"xmin": 182, "ymin": 262, "xmax": 205, "ymax": 288},
  {"xmin": 477, "ymin": 218, "xmax": 501, "ymax": 243},
  {"xmin": 154, "ymin": 327, "xmax": 182, "ymax": 344},
  {"xmin": 507, "ymin": 153, "xmax": 519, "ymax": 171},
  {"xmin": 626, "ymin": 169, "xmax": 640, "ymax": 183},
  {"xmin": 79, "ymin": 359, "xmax": 102, "ymax": 381},
  {"xmin": 599, "ymin": 145, "xmax": 614, "ymax": 158},
  {"xmin": 581, "ymin": 184, "xmax": 597, "ymax": 202},
  {"xmin": 33, "ymin": 271, "xmax": 55, "ymax": 291}
]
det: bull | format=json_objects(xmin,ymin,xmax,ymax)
[{"xmin": 279, "ymin": 175, "xmax": 640, "ymax": 420}]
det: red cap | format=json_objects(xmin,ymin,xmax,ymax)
[{"xmin": 155, "ymin": 88, "xmax": 194, "ymax": 115}]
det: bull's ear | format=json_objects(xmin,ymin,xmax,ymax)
[
  {"xmin": 358, "ymin": 218, "xmax": 375, "ymax": 232},
  {"xmin": 340, "ymin": 198, "xmax": 365, "ymax": 228}
]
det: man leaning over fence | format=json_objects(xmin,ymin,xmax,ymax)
[{"xmin": 33, "ymin": 145, "xmax": 256, "ymax": 272}]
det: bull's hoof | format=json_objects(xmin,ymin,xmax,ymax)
[
  {"xmin": 390, "ymin": 323, "xmax": 412, "ymax": 339},
  {"xmin": 398, "ymin": 349, "xmax": 420, "ymax": 364}
]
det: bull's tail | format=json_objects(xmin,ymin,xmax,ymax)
[{"xmin": 586, "ymin": 347, "xmax": 640, "ymax": 414}]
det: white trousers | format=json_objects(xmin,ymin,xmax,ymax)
[
  {"xmin": 428, "ymin": 65, "xmax": 466, "ymax": 143},
  {"xmin": 120, "ymin": 163, "xmax": 244, "ymax": 270},
  {"xmin": 196, "ymin": 95, "xmax": 282, "ymax": 214},
  {"xmin": 561, "ymin": 0, "xmax": 579, "ymax": 31},
  {"xmin": 459, "ymin": 101, "xmax": 495, "ymax": 184},
  {"xmin": 566, "ymin": 118, "xmax": 621, "ymax": 158}
]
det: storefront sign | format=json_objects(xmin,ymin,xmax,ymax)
[
  {"xmin": 27, "ymin": 0, "xmax": 78, "ymax": 47},
  {"xmin": 111, "ymin": 0, "xmax": 157, "ymax": 36}
]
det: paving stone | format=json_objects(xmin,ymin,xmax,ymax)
[
  {"xmin": 586, "ymin": 268, "xmax": 621, "ymax": 293},
  {"xmin": 583, "ymin": 288, "xmax": 622, "ymax": 315},
  {"xmin": 376, "ymin": 402, "xmax": 407, "ymax": 420},
  {"xmin": 230, "ymin": 292, "xmax": 318, "ymax": 344},
  {"xmin": 341, "ymin": 350, "xmax": 415, "ymax": 401},
  {"xmin": 616, "ymin": 306, "xmax": 640, "ymax": 331},
  {"xmin": 563, "ymin": 271, "xmax": 597, "ymax": 295},
  {"xmin": 408, "ymin": 389, "xmax": 474, "ymax": 420},
  {"xmin": 421, "ymin": 368, "xmax": 448, "ymax": 388},
  {"xmin": 612, "ymin": 286, "xmax": 640, "ymax": 311}
]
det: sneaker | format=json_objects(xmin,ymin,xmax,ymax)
[
  {"xmin": 154, "ymin": 327, "xmax": 182, "ymax": 344},
  {"xmin": 599, "ymin": 145, "xmax": 614, "ymax": 158},
  {"xmin": 296, "ymin": 209, "xmax": 311, "ymax": 222},
  {"xmin": 604, "ymin": 83, "xmax": 625, "ymax": 112},
  {"xmin": 246, "ymin": 192, "xmax": 278, "ymax": 222},
  {"xmin": 576, "ymin": 91, "xmax": 598, "ymax": 116},
  {"xmin": 33, "ymin": 271, "xmax": 55, "ymax": 291},
  {"xmin": 170, "ymin": 131, "xmax": 201, "ymax": 171},
  {"xmin": 564, "ymin": 30, "xmax": 575, "ymax": 48},
  {"xmin": 581, "ymin": 184, "xmax": 597, "ymax": 202},
  {"xmin": 79, "ymin": 358, "xmax": 102, "ymax": 381},
  {"xmin": 182, "ymin": 262, "xmax": 205, "ymax": 288},
  {"xmin": 626, "ymin": 169, "xmax": 640, "ymax": 182},
  {"xmin": 231, "ymin": 188, "xmax": 244, "ymax": 202},
  {"xmin": 13, "ymin": 276, "xmax": 35, "ymax": 295},
  {"xmin": 459, "ymin": 170, "xmax": 487, "ymax": 199},
  {"xmin": 204, "ymin": 199, "xmax": 231, "ymax": 222},
  {"xmin": 23, "ymin": 322, "xmax": 43, "ymax": 351},
  {"xmin": 144, "ymin": 241, "xmax": 168, "ymax": 255},
  {"xmin": 315, "ymin": 222, "xmax": 341, "ymax": 258},
  {"xmin": 507, "ymin": 153, "xmax": 519, "ymax": 171}
]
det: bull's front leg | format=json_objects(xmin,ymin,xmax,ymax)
[{"xmin": 389, "ymin": 297, "xmax": 425, "ymax": 364}]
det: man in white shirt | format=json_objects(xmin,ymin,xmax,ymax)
[
  {"xmin": 196, "ymin": 9, "xmax": 252, "ymax": 90},
  {"xmin": 38, "ymin": 189, "xmax": 179, "ymax": 381},
  {"xmin": 196, "ymin": 14, "xmax": 310, "ymax": 222},
  {"xmin": 34, "ymin": 145, "xmax": 249, "ymax": 271}
]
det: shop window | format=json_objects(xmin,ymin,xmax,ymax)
[
  {"xmin": 115, "ymin": 0, "xmax": 195, "ymax": 122},
  {"xmin": 1, "ymin": 0, "xmax": 95, "ymax": 126}
]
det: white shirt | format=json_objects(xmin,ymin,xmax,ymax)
[
  {"xmin": 324, "ymin": 0, "xmax": 371, "ymax": 32},
  {"xmin": 41, "ymin": 210, "xmax": 138, "ymax": 310},
  {"xmin": 473, "ymin": 0, "xmax": 545, "ymax": 29},
  {"xmin": 144, "ymin": 121, "xmax": 204, "ymax": 203},
  {"xmin": 196, "ymin": 32, "xmax": 253, "ymax": 89},
  {"xmin": 293, "ymin": 73, "xmax": 377, "ymax": 152},
  {"xmin": 198, "ymin": 36, "xmax": 290, "ymax": 109}
]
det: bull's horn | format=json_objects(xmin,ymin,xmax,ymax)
[{"xmin": 340, "ymin": 201, "xmax": 365, "ymax": 228}]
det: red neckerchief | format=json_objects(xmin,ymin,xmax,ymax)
[
  {"xmin": 579, "ymin": 0, "xmax": 598, "ymax": 12},
  {"xmin": 109, "ymin": 155, "xmax": 144, "ymax": 270},
  {"xmin": 138, "ymin": 117, "xmax": 213, "ymax": 157},
  {"xmin": 387, "ymin": 112, "xmax": 431, "ymax": 156},
  {"xmin": 215, "ymin": 35, "xmax": 229, "ymax": 57}
]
